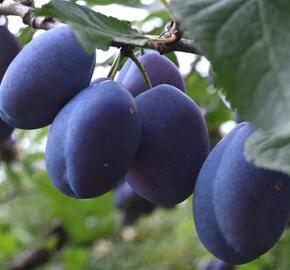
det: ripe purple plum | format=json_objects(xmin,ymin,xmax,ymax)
[
  {"xmin": 117, "ymin": 51, "xmax": 185, "ymax": 97},
  {"xmin": 127, "ymin": 84, "xmax": 209, "ymax": 205},
  {"xmin": 45, "ymin": 81, "xmax": 142, "ymax": 198},
  {"xmin": 0, "ymin": 25, "xmax": 21, "ymax": 81},
  {"xmin": 0, "ymin": 26, "xmax": 96, "ymax": 129},
  {"xmin": 194, "ymin": 122, "xmax": 290, "ymax": 264}
]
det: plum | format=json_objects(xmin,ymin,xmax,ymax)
[
  {"xmin": 117, "ymin": 51, "xmax": 185, "ymax": 97},
  {"xmin": 0, "ymin": 25, "xmax": 21, "ymax": 82},
  {"xmin": 0, "ymin": 26, "xmax": 20, "ymax": 141},
  {"xmin": 0, "ymin": 26, "xmax": 96, "ymax": 129},
  {"xmin": 0, "ymin": 136, "xmax": 16, "ymax": 162},
  {"xmin": 127, "ymin": 84, "xmax": 209, "ymax": 205},
  {"xmin": 114, "ymin": 181, "xmax": 156, "ymax": 225},
  {"xmin": 193, "ymin": 122, "xmax": 290, "ymax": 264},
  {"xmin": 45, "ymin": 80, "xmax": 142, "ymax": 198},
  {"xmin": 0, "ymin": 119, "xmax": 13, "ymax": 143}
]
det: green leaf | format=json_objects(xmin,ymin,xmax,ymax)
[
  {"xmin": 186, "ymin": 72, "xmax": 232, "ymax": 131},
  {"xmin": 62, "ymin": 247, "xmax": 90, "ymax": 270},
  {"xmin": 245, "ymin": 130, "xmax": 290, "ymax": 175},
  {"xmin": 17, "ymin": 26, "xmax": 34, "ymax": 46},
  {"xmin": 84, "ymin": 0, "xmax": 143, "ymax": 7},
  {"xmin": 171, "ymin": 0, "xmax": 290, "ymax": 134},
  {"xmin": 37, "ymin": 0, "xmax": 148, "ymax": 53},
  {"xmin": 36, "ymin": 173, "xmax": 117, "ymax": 243}
]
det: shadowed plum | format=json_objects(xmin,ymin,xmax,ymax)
[
  {"xmin": 45, "ymin": 81, "xmax": 142, "ymax": 198},
  {"xmin": 0, "ymin": 136, "xmax": 16, "ymax": 162},
  {"xmin": 0, "ymin": 120, "xmax": 13, "ymax": 143},
  {"xmin": 114, "ymin": 181, "xmax": 156, "ymax": 225},
  {"xmin": 0, "ymin": 25, "xmax": 21, "ymax": 82},
  {"xmin": 193, "ymin": 122, "xmax": 290, "ymax": 264},
  {"xmin": 0, "ymin": 26, "xmax": 20, "ymax": 141},
  {"xmin": 0, "ymin": 26, "xmax": 96, "ymax": 129},
  {"xmin": 117, "ymin": 51, "xmax": 185, "ymax": 97},
  {"xmin": 127, "ymin": 84, "xmax": 209, "ymax": 205}
]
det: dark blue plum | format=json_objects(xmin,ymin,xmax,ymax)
[
  {"xmin": 0, "ymin": 136, "xmax": 16, "ymax": 162},
  {"xmin": 0, "ymin": 26, "xmax": 19, "ymax": 141},
  {"xmin": 127, "ymin": 84, "xmax": 209, "ymax": 205},
  {"xmin": 193, "ymin": 122, "xmax": 290, "ymax": 264},
  {"xmin": 0, "ymin": 26, "xmax": 96, "ymax": 129},
  {"xmin": 0, "ymin": 25, "xmax": 21, "ymax": 82},
  {"xmin": 117, "ymin": 51, "xmax": 185, "ymax": 97},
  {"xmin": 0, "ymin": 120, "xmax": 13, "ymax": 143},
  {"xmin": 114, "ymin": 181, "xmax": 156, "ymax": 225},
  {"xmin": 45, "ymin": 81, "xmax": 142, "ymax": 198}
]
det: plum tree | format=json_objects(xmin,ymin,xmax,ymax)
[
  {"xmin": 127, "ymin": 84, "xmax": 209, "ymax": 205},
  {"xmin": 0, "ymin": 25, "xmax": 21, "ymax": 82},
  {"xmin": 0, "ymin": 26, "xmax": 96, "ymax": 129},
  {"xmin": 45, "ymin": 80, "xmax": 142, "ymax": 198},
  {"xmin": 193, "ymin": 122, "xmax": 290, "ymax": 264},
  {"xmin": 114, "ymin": 181, "xmax": 156, "ymax": 225},
  {"xmin": 117, "ymin": 50, "xmax": 185, "ymax": 97}
]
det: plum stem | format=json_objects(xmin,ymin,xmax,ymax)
[
  {"xmin": 123, "ymin": 48, "xmax": 153, "ymax": 89},
  {"xmin": 108, "ymin": 51, "xmax": 123, "ymax": 80},
  {"xmin": 140, "ymin": 47, "xmax": 145, "ymax": 56}
]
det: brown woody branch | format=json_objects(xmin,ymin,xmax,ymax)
[
  {"xmin": 0, "ymin": 2, "xmax": 61, "ymax": 30},
  {"xmin": 8, "ymin": 220, "xmax": 67, "ymax": 270},
  {"xmin": 0, "ymin": 1, "xmax": 202, "ymax": 54}
]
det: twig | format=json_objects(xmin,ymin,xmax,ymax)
[
  {"xmin": 112, "ymin": 39, "xmax": 201, "ymax": 55},
  {"xmin": 0, "ymin": 2, "xmax": 61, "ymax": 30},
  {"xmin": 7, "ymin": 220, "xmax": 67, "ymax": 270},
  {"xmin": 0, "ymin": 1, "xmax": 202, "ymax": 55}
]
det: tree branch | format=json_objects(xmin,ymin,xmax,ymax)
[
  {"xmin": 0, "ymin": 2, "xmax": 61, "ymax": 30},
  {"xmin": 111, "ymin": 39, "xmax": 201, "ymax": 55},
  {"xmin": 8, "ymin": 220, "xmax": 67, "ymax": 270},
  {"xmin": 0, "ymin": 1, "xmax": 202, "ymax": 55}
]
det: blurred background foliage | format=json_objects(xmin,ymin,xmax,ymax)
[{"xmin": 1, "ymin": 0, "xmax": 289, "ymax": 269}]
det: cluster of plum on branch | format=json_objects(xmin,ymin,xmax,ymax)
[{"xmin": 1, "ymin": 9, "xmax": 290, "ymax": 269}]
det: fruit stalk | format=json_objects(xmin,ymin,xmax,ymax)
[
  {"xmin": 107, "ymin": 52, "xmax": 124, "ymax": 80},
  {"xmin": 124, "ymin": 49, "xmax": 153, "ymax": 89}
]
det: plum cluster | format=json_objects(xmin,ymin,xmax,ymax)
[
  {"xmin": 193, "ymin": 122, "xmax": 290, "ymax": 265},
  {"xmin": 2, "ymin": 24, "xmax": 288, "ymax": 266},
  {"xmin": 0, "ymin": 26, "xmax": 209, "ymax": 206}
]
